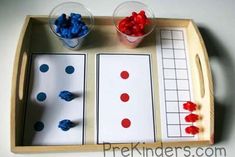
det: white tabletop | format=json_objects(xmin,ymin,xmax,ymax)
[{"xmin": 0, "ymin": 0, "xmax": 234, "ymax": 156}]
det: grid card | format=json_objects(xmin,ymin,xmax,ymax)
[
  {"xmin": 23, "ymin": 53, "xmax": 86, "ymax": 145},
  {"xmin": 96, "ymin": 54, "xmax": 155, "ymax": 144},
  {"xmin": 156, "ymin": 28, "xmax": 198, "ymax": 141}
]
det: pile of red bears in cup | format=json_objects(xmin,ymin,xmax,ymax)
[{"xmin": 118, "ymin": 10, "xmax": 150, "ymax": 36}]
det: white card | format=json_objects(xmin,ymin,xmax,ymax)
[
  {"xmin": 156, "ymin": 28, "xmax": 198, "ymax": 141},
  {"xmin": 96, "ymin": 54, "xmax": 155, "ymax": 143},
  {"xmin": 23, "ymin": 53, "xmax": 86, "ymax": 145}
]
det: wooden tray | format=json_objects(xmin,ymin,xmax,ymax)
[{"xmin": 11, "ymin": 16, "xmax": 214, "ymax": 153}]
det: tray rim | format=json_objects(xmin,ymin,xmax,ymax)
[{"xmin": 10, "ymin": 15, "xmax": 214, "ymax": 153}]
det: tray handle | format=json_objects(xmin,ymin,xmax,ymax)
[
  {"xmin": 189, "ymin": 21, "xmax": 213, "ymax": 102},
  {"xmin": 18, "ymin": 52, "xmax": 28, "ymax": 100},
  {"xmin": 195, "ymin": 54, "xmax": 205, "ymax": 98},
  {"xmin": 189, "ymin": 20, "xmax": 214, "ymax": 143},
  {"xmin": 193, "ymin": 35, "xmax": 213, "ymax": 102},
  {"xmin": 11, "ymin": 16, "xmax": 31, "ymax": 148}
]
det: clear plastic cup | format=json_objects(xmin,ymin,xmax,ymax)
[
  {"xmin": 49, "ymin": 2, "xmax": 94, "ymax": 50},
  {"xmin": 113, "ymin": 1, "xmax": 155, "ymax": 48}
]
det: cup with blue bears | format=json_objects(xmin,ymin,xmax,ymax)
[{"xmin": 49, "ymin": 2, "xmax": 94, "ymax": 50}]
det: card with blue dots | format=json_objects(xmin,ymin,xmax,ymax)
[{"xmin": 23, "ymin": 53, "xmax": 86, "ymax": 145}]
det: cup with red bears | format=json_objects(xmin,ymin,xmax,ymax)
[{"xmin": 113, "ymin": 1, "xmax": 155, "ymax": 48}]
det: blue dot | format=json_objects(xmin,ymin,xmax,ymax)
[
  {"xmin": 39, "ymin": 64, "xmax": 49, "ymax": 73},
  {"xmin": 34, "ymin": 121, "xmax": 44, "ymax": 131},
  {"xmin": 65, "ymin": 66, "xmax": 75, "ymax": 74},
  {"xmin": 37, "ymin": 92, "xmax": 47, "ymax": 101}
]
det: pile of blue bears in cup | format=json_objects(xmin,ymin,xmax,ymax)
[{"xmin": 54, "ymin": 13, "xmax": 89, "ymax": 39}]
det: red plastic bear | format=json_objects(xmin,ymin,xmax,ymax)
[
  {"xmin": 185, "ymin": 113, "xmax": 199, "ymax": 122},
  {"xmin": 185, "ymin": 126, "xmax": 199, "ymax": 135},
  {"xmin": 183, "ymin": 101, "xmax": 197, "ymax": 112}
]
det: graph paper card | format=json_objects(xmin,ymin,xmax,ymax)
[{"xmin": 156, "ymin": 28, "xmax": 198, "ymax": 141}]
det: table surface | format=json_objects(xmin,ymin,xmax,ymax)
[{"xmin": 0, "ymin": 0, "xmax": 234, "ymax": 156}]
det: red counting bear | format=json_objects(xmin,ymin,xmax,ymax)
[
  {"xmin": 185, "ymin": 113, "xmax": 199, "ymax": 122},
  {"xmin": 118, "ymin": 10, "xmax": 150, "ymax": 36},
  {"xmin": 185, "ymin": 126, "xmax": 199, "ymax": 135},
  {"xmin": 183, "ymin": 101, "xmax": 197, "ymax": 112}
]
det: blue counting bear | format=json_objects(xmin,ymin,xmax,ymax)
[
  {"xmin": 54, "ymin": 13, "xmax": 66, "ymax": 27},
  {"xmin": 59, "ymin": 90, "xmax": 75, "ymax": 101},
  {"xmin": 58, "ymin": 119, "xmax": 74, "ymax": 131},
  {"xmin": 54, "ymin": 13, "xmax": 89, "ymax": 38}
]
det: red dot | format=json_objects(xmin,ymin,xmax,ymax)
[
  {"xmin": 121, "ymin": 118, "xmax": 131, "ymax": 128},
  {"xmin": 120, "ymin": 71, "xmax": 129, "ymax": 79},
  {"xmin": 120, "ymin": 93, "xmax": 129, "ymax": 102}
]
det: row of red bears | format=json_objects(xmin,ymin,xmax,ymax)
[{"xmin": 183, "ymin": 101, "xmax": 200, "ymax": 135}]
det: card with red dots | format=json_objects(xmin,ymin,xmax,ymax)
[
  {"xmin": 156, "ymin": 28, "xmax": 198, "ymax": 141},
  {"xmin": 23, "ymin": 53, "xmax": 86, "ymax": 145},
  {"xmin": 96, "ymin": 53, "xmax": 156, "ymax": 143}
]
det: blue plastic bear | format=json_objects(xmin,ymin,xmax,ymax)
[
  {"xmin": 58, "ymin": 119, "xmax": 74, "ymax": 131},
  {"xmin": 59, "ymin": 90, "xmax": 75, "ymax": 101}
]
